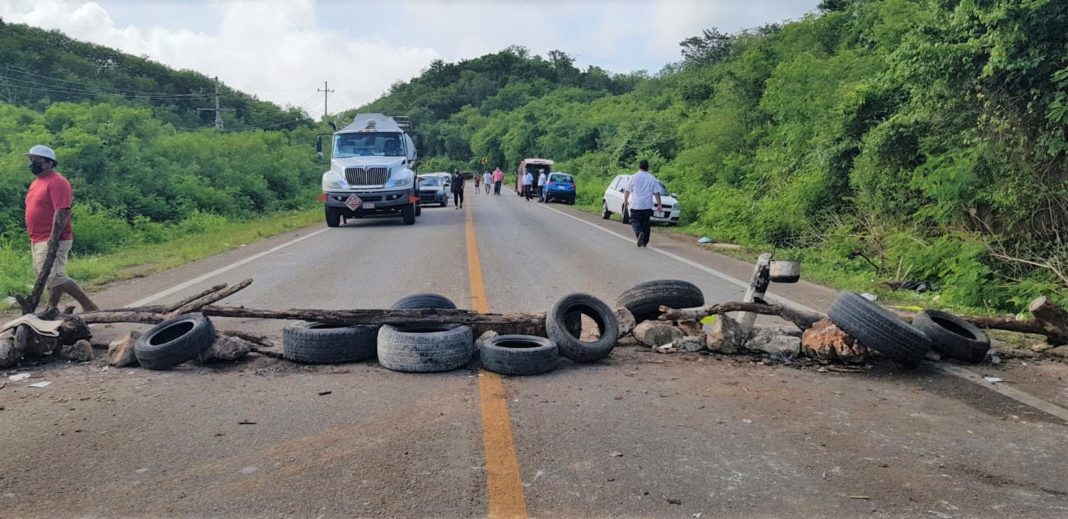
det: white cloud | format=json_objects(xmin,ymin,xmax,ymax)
[{"xmin": 0, "ymin": 0, "xmax": 818, "ymax": 112}]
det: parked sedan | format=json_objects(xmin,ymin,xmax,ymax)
[
  {"xmin": 417, "ymin": 175, "xmax": 449, "ymax": 207},
  {"xmin": 601, "ymin": 174, "xmax": 681, "ymax": 225},
  {"xmin": 541, "ymin": 172, "xmax": 576, "ymax": 204}
]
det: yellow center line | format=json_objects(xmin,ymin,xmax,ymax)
[{"xmin": 466, "ymin": 194, "xmax": 529, "ymax": 519}]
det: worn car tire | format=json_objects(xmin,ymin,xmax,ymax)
[
  {"xmin": 827, "ymin": 292, "xmax": 931, "ymax": 367},
  {"xmin": 325, "ymin": 206, "xmax": 341, "ymax": 228},
  {"xmin": 601, "ymin": 201, "xmax": 612, "ymax": 219},
  {"xmin": 282, "ymin": 322, "xmax": 378, "ymax": 364},
  {"xmin": 377, "ymin": 324, "xmax": 474, "ymax": 372},
  {"xmin": 912, "ymin": 309, "xmax": 990, "ymax": 363},
  {"xmin": 479, "ymin": 335, "xmax": 558, "ymax": 376},
  {"xmin": 402, "ymin": 203, "xmax": 416, "ymax": 225},
  {"xmin": 390, "ymin": 293, "xmax": 457, "ymax": 310},
  {"xmin": 546, "ymin": 293, "xmax": 619, "ymax": 363},
  {"xmin": 615, "ymin": 279, "xmax": 705, "ymax": 323},
  {"xmin": 134, "ymin": 313, "xmax": 216, "ymax": 370}
]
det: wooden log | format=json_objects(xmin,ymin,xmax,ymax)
[
  {"xmin": 166, "ymin": 278, "xmax": 252, "ymax": 318},
  {"xmin": 80, "ymin": 305, "xmax": 547, "ymax": 328},
  {"xmin": 17, "ymin": 211, "xmax": 66, "ymax": 314},
  {"xmin": 660, "ymin": 302, "xmax": 825, "ymax": 331},
  {"xmin": 165, "ymin": 284, "xmax": 227, "ymax": 313}
]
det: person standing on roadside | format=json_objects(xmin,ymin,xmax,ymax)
[
  {"xmin": 451, "ymin": 169, "xmax": 466, "ymax": 209},
  {"xmin": 23, "ymin": 145, "xmax": 98, "ymax": 312},
  {"xmin": 483, "ymin": 170, "xmax": 492, "ymax": 194},
  {"xmin": 492, "ymin": 167, "xmax": 504, "ymax": 196},
  {"xmin": 522, "ymin": 169, "xmax": 534, "ymax": 201},
  {"xmin": 623, "ymin": 159, "xmax": 662, "ymax": 248},
  {"xmin": 536, "ymin": 170, "xmax": 547, "ymax": 202},
  {"xmin": 473, "ymin": 171, "xmax": 481, "ymax": 194}
]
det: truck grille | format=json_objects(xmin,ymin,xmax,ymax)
[{"xmin": 345, "ymin": 167, "xmax": 389, "ymax": 185}]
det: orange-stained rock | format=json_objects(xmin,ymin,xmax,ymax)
[{"xmin": 802, "ymin": 319, "xmax": 867, "ymax": 364}]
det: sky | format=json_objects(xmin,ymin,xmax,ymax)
[{"xmin": 0, "ymin": 0, "xmax": 819, "ymax": 115}]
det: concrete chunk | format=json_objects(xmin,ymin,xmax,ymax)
[
  {"xmin": 633, "ymin": 321, "xmax": 684, "ymax": 348},
  {"xmin": 107, "ymin": 331, "xmax": 141, "ymax": 367}
]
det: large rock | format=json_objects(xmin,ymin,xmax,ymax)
[
  {"xmin": 745, "ymin": 328, "xmax": 801, "ymax": 357},
  {"xmin": 0, "ymin": 339, "xmax": 18, "ymax": 368},
  {"xmin": 674, "ymin": 335, "xmax": 706, "ymax": 352},
  {"xmin": 16, "ymin": 324, "xmax": 58, "ymax": 357},
  {"xmin": 201, "ymin": 335, "xmax": 253, "ymax": 362},
  {"xmin": 59, "ymin": 340, "xmax": 93, "ymax": 362},
  {"xmin": 107, "ymin": 331, "xmax": 141, "ymax": 367},
  {"xmin": 633, "ymin": 321, "xmax": 684, "ymax": 348},
  {"xmin": 802, "ymin": 319, "xmax": 867, "ymax": 364},
  {"xmin": 1048, "ymin": 346, "xmax": 1068, "ymax": 359},
  {"xmin": 615, "ymin": 307, "xmax": 636, "ymax": 338},
  {"xmin": 705, "ymin": 314, "xmax": 744, "ymax": 354}
]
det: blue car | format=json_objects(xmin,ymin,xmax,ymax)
[{"xmin": 540, "ymin": 172, "xmax": 576, "ymax": 204}]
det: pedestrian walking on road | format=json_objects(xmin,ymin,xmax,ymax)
[
  {"xmin": 536, "ymin": 171, "xmax": 547, "ymax": 202},
  {"xmin": 23, "ymin": 145, "xmax": 98, "ymax": 312},
  {"xmin": 483, "ymin": 171, "xmax": 492, "ymax": 194},
  {"xmin": 473, "ymin": 172, "xmax": 481, "ymax": 194},
  {"xmin": 623, "ymin": 159, "xmax": 663, "ymax": 248},
  {"xmin": 492, "ymin": 167, "xmax": 504, "ymax": 196},
  {"xmin": 451, "ymin": 170, "xmax": 466, "ymax": 209},
  {"xmin": 522, "ymin": 170, "xmax": 534, "ymax": 201}
]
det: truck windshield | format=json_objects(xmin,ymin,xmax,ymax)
[{"xmin": 333, "ymin": 132, "xmax": 403, "ymax": 158}]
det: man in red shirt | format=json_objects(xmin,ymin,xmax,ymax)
[{"xmin": 24, "ymin": 145, "xmax": 98, "ymax": 312}]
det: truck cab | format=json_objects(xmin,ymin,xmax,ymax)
[{"xmin": 319, "ymin": 113, "xmax": 419, "ymax": 226}]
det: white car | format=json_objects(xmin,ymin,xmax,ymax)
[{"xmin": 601, "ymin": 174, "xmax": 681, "ymax": 225}]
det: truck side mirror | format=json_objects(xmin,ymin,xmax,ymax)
[{"xmin": 315, "ymin": 135, "xmax": 323, "ymax": 162}]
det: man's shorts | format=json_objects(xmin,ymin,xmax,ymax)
[{"xmin": 32, "ymin": 240, "xmax": 73, "ymax": 289}]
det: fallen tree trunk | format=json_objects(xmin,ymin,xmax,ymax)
[
  {"xmin": 80, "ymin": 306, "xmax": 546, "ymax": 328},
  {"xmin": 659, "ymin": 302, "xmax": 826, "ymax": 331}
]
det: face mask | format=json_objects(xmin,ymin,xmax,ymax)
[{"xmin": 29, "ymin": 162, "xmax": 46, "ymax": 175}]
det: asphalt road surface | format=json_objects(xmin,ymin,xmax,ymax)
[{"xmin": 2, "ymin": 186, "xmax": 1067, "ymax": 518}]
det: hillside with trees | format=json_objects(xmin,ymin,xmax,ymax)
[{"xmin": 343, "ymin": 0, "xmax": 1066, "ymax": 311}]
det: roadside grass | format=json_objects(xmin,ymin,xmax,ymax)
[{"xmin": 0, "ymin": 208, "xmax": 321, "ymax": 310}]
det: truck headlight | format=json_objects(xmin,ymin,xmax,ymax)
[{"xmin": 325, "ymin": 179, "xmax": 344, "ymax": 189}]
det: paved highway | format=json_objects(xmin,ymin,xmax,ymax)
[{"xmin": 2, "ymin": 186, "xmax": 1067, "ymax": 517}]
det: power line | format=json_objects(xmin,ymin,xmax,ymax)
[
  {"xmin": 196, "ymin": 76, "xmax": 235, "ymax": 131},
  {"xmin": 0, "ymin": 64, "xmax": 210, "ymax": 98}
]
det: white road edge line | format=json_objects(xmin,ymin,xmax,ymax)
[
  {"xmin": 538, "ymin": 201, "xmax": 1068, "ymax": 421},
  {"xmin": 125, "ymin": 228, "xmax": 330, "ymax": 307},
  {"xmin": 933, "ymin": 364, "xmax": 1068, "ymax": 422}
]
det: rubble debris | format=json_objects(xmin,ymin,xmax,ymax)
[
  {"xmin": 199, "ymin": 335, "xmax": 253, "ymax": 362},
  {"xmin": 615, "ymin": 307, "xmax": 636, "ymax": 338},
  {"xmin": 1049, "ymin": 346, "xmax": 1068, "ymax": 358},
  {"xmin": 654, "ymin": 343, "xmax": 679, "ymax": 354},
  {"xmin": 8, "ymin": 372, "xmax": 30, "ymax": 381},
  {"xmin": 802, "ymin": 319, "xmax": 868, "ymax": 364},
  {"xmin": 0, "ymin": 339, "xmax": 16, "ymax": 368},
  {"xmin": 745, "ymin": 328, "xmax": 801, "ymax": 357},
  {"xmin": 107, "ymin": 331, "xmax": 141, "ymax": 367},
  {"xmin": 59, "ymin": 340, "xmax": 93, "ymax": 362},
  {"xmin": 676, "ymin": 319, "xmax": 701, "ymax": 336},
  {"xmin": 28, "ymin": 381, "xmax": 51, "ymax": 388},
  {"xmin": 704, "ymin": 314, "xmax": 744, "ymax": 354},
  {"xmin": 674, "ymin": 335, "xmax": 705, "ymax": 352},
  {"xmin": 633, "ymin": 321, "xmax": 684, "ymax": 348}
]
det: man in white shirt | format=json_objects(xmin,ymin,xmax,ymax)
[
  {"xmin": 522, "ymin": 170, "xmax": 534, "ymax": 201},
  {"xmin": 623, "ymin": 159, "xmax": 663, "ymax": 247},
  {"xmin": 536, "ymin": 171, "xmax": 547, "ymax": 202},
  {"xmin": 483, "ymin": 171, "xmax": 492, "ymax": 194}
]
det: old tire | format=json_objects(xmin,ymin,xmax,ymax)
[
  {"xmin": 402, "ymin": 203, "xmax": 416, "ymax": 225},
  {"xmin": 601, "ymin": 201, "xmax": 612, "ymax": 219},
  {"xmin": 134, "ymin": 313, "xmax": 216, "ymax": 370},
  {"xmin": 912, "ymin": 310, "xmax": 990, "ymax": 363},
  {"xmin": 480, "ymin": 335, "xmax": 558, "ymax": 376},
  {"xmin": 325, "ymin": 206, "xmax": 341, "ymax": 228},
  {"xmin": 616, "ymin": 279, "xmax": 705, "ymax": 323},
  {"xmin": 546, "ymin": 293, "xmax": 618, "ymax": 363},
  {"xmin": 377, "ymin": 324, "xmax": 474, "ymax": 372},
  {"xmin": 390, "ymin": 293, "xmax": 457, "ymax": 310},
  {"xmin": 827, "ymin": 292, "xmax": 931, "ymax": 367},
  {"xmin": 282, "ymin": 323, "xmax": 378, "ymax": 364}
]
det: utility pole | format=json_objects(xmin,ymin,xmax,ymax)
[
  {"xmin": 197, "ymin": 76, "xmax": 235, "ymax": 131},
  {"xmin": 317, "ymin": 81, "xmax": 335, "ymax": 118}
]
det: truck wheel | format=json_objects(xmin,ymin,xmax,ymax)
[
  {"xmin": 479, "ymin": 335, "xmax": 558, "ymax": 376},
  {"xmin": 402, "ymin": 203, "xmax": 415, "ymax": 225},
  {"xmin": 134, "ymin": 313, "xmax": 216, "ymax": 370},
  {"xmin": 377, "ymin": 324, "xmax": 474, "ymax": 372},
  {"xmin": 601, "ymin": 201, "xmax": 612, "ymax": 219},
  {"xmin": 325, "ymin": 206, "xmax": 341, "ymax": 228},
  {"xmin": 546, "ymin": 293, "xmax": 618, "ymax": 363},
  {"xmin": 282, "ymin": 322, "xmax": 378, "ymax": 364},
  {"xmin": 616, "ymin": 280, "xmax": 705, "ymax": 323},
  {"xmin": 827, "ymin": 291, "xmax": 931, "ymax": 367}
]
